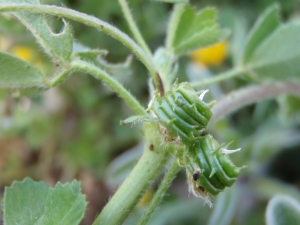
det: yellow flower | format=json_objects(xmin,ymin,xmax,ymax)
[
  {"xmin": 190, "ymin": 41, "xmax": 227, "ymax": 66},
  {"xmin": 137, "ymin": 189, "xmax": 153, "ymax": 207},
  {"xmin": 11, "ymin": 46, "xmax": 34, "ymax": 62}
]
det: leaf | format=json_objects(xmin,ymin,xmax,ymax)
[
  {"xmin": 72, "ymin": 42, "xmax": 108, "ymax": 60},
  {"xmin": 72, "ymin": 42, "xmax": 132, "ymax": 77},
  {"xmin": 245, "ymin": 22, "xmax": 300, "ymax": 80},
  {"xmin": 242, "ymin": 4, "xmax": 300, "ymax": 81},
  {"xmin": 0, "ymin": 0, "xmax": 73, "ymax": 65},
  {"xmin": 171, "ymin": 5, "xmax": 226, "ymax": 55},
  {"xmin": 266, "ymin": 195, "xmax": 300, "ymax": 225},
  {"xmin": 207, "ymin": 186, "xmax": 239, "ymax": 225},
  {"xmin": 3, "ymin": 177, "xmax": 87, "ymax": 225},
  {"xmin": 242, "ymin": 4, "xmax": 280, "ymax": 63},
  {"xmin": 0, "ymin": 51, "xmax": 46, "ymax": 88}
]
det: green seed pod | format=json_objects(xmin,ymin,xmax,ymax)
[
  {"xmin": 185, "ymin": 135, "xmax": 244, "ymax": 204},
  {"xmin": 152, "ymin": 82, "xmax": 215, "ymax": 144}
]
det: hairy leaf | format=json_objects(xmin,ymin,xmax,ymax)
[
  {"xmin": 242, "ymin": 4, "xmax": 280, "ymax": 63},
  {"xmin": 266, "ymin": 195, "xmax": 300, "ymax": 225},
  {"xmin": 3, "ymin": 178, "xmax": 87, "ymax": 225},
  {"xmin": 245, "ymin": 22, "xmax": 300, "ymax": 80},
  {"xmin": 0, "ymin": 0, "xmax": 73, "ymax": 65},
  {"xmin": 242, "ymin": 4, "xmax": 300, "ymax": 81},
  {"xmin": 0, "ymin": 51, "xmax": 45, "ymax": 88},
  {"xmin": 171, "ymin": 5, "xmax": 225, "ymax": 55},
  {"xmin": 208, "ymin": 186, "xmax": 239, "ymax": 225}
]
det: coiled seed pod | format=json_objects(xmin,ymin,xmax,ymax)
[
  {"xmin": 185, "ymin": 135, "xmax": 244, "ymax": 204},
  {"xmin": 152, "ymin": 82, "xmax": 215, "ymax": 144}
]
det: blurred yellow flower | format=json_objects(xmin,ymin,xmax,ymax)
[
  {"xmin": 11, "ymin": 46, "xmax": 34, "ymax": 62},
  {"xmin": 190, "ymin": 41, "xmax": 227, "ymax": 66},
  {"xmin": 137, "ymin": 189, "xmax": 153, "ymax": 207}
]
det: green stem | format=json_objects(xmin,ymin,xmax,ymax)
[
  {"xmin": 190, "ymin": 67, "xmax": 245, "ymax": 88},
  {"xmin": 0, "ymin": 3, "xmax": 164, "ymax": 95},
  {"xmin": 93, "ymin": 123, "xmax": 170, "ymax": 225},
  {"xmin": 48, "ymin": 67, "xmax": 74, "ymax": 87},
  {"xmin": 71, "ymin": 60, "xmax": 146, "ymax": 116},
  {"xmin": 137, "ymin": 159, "xmax": 181, "ymax": 225},
  {"xmin": 209, "ymin": 82, "xmax": 300, "ymax": 126},
  {"xmin": 118, "ymin": 0, "xmax": 152, "ymax": 58},
  {"xmin": 166, "ymin": 3, "xmax": 186, "ymax": 50}
]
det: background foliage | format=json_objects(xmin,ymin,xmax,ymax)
[{"xmin": 0, "ymin": 0, "xmax": 300, "ymax": 224}]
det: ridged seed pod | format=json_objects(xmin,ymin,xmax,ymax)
[
  {"xmin": 185, "ymin": 135, "xmax": 244, "ymax": 204},
  {"xmin": 152, "ymin": 82, "xmax": 215, "ymax": 144}
]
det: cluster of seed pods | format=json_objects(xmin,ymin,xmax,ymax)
[{"xmin": 150, "ymin": 82, "xmax": 244, "ymax": 206}]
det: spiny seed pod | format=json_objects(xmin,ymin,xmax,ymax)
[
  {"xmin": 185, "ymin": 135, "xmax": 245, "ymax": 206},
  {"xmin": 151, "ymin": 82, "xmax": 215, "ymax": 144}
]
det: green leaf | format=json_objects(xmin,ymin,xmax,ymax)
[
  {"xmin": 266, "ymin": 195, "xmax": 300, "ymax": 225},
  {"xmin": 171, "ymin": 5, "xmax": 225, "ymax": 55},
  {"xmin": 242, "ymin": 4, "xmax": 300, "ymax": 81},
  {"xmin": 208, "ymin": 186, "xmax": 239, "ymax": 225},
  {"xmin": 0, "ymin": 51, "xmax": 45, "ymax": 88},
  {"xmin": 3, "ymin": 177, "xmax": 87, "ymax": 225},
  {"xmin": 242, "ymin": 4, "xmax": 280, "ymax": 63},
  {"xmin": 245, "ymin": 22, "xmax": 300, "ymax": 80},
  {"xmin": 0, "ymin": 0, "xmax": 73, "ymax": 65},
  {"xmin": 72, "ymin": 42, "xmax": 108, "ymax": 60},
  {"xmin": 72, "ymin": 42, "xmax": 132, "ymax": 77}
]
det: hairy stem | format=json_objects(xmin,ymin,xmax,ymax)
[
  {"xmin": 0, "ymin": 3, "xmax": 164, "ymax": 95},
  {"xmin": 137, "ymin": 159, "xmax": 181, "ymax": 225},
  {"xmin": 93, "ymin": 123, "xmax": 170, "ymax": 225},
  {"xmin": 118, "ymin": 0, "xmax": 152, "ymax": 58},
  {"xmin": 71, "ymin": 60, "xmax": 146, "ymax": 116},
  {"xmin": 209, "ymin": 82, "xmax": 300, "ymax": 125},
  {"xmin": 190, "ymin": 67, "xmax": 245, "ymax": 88},
  {"xmin": 49, "ymin": 67, "xmax": 74, "ymax": 87}
]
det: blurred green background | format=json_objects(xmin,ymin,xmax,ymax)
[{"xmin": 1, "ymin": 0, "xmax": 300, "ymax": 224}]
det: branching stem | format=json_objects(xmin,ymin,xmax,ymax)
[
  {"xmin": 0, "ymin": 3, "xmax": 164, "ymax": 95},
  {"xmin": 118, "ymin": 0, "xmax": 152, "ymax": 58},
  {"xmin": 93, "ymin": 123, "xmax": 171, "ymax": 225},
  {"xmin": 137, "ymin": 159, "xmax": 181, "ymax": 225},
  {"xmin": 71, "ymin": 60, "xmax": 146, "ymax": 116},
  {"xmin": 190, "ymin": 67, "xmax": 245, "ymax": 88}
]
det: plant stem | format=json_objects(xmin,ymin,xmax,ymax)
[
  {"xmin": 118, "ymin": 0, "xmax": 152, "ymax": 58},
  {"xmin": 209, "ymin": 82, "xmax": 300, "ymax": 126},
  {"xmin": 190, "ymin": 67, "xmax": 245, "ymax": 88},
  {"xmin": 0, "ymin": 3, "xmax": 165, "ymax": 95},
  {"xmin": 137, "ymin": 159, "xmax": 181, "ymax": 225},
  {"xmin": 71, "ymin": 60, "xmax": 146, "ymax": 116},
  {"xmin": 48, "ymin": 67, "xmax": 74, "ymax": 88},
  {"xmin": 93, "ymin": 123, "xmax": 170, "ymax": 225},
  {"xmin": 166, "ymin": 3, "xmax": 186, "ymax": 50}
]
